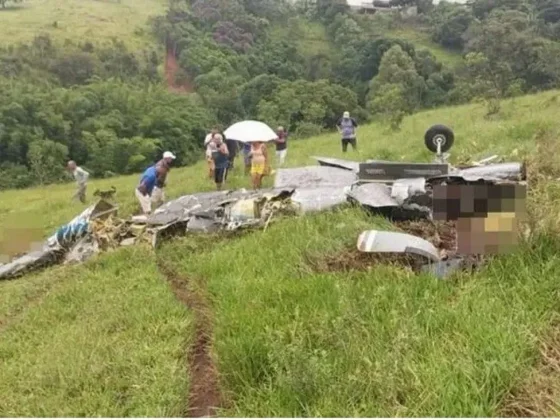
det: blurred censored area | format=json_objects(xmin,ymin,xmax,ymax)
[
  {"xmin": 0, "ymin": 213, "xmax": 45, "ymax": 264},
  {"xmin": 433, "ymin": 184, "xmax": 527, "ymax": 254}
]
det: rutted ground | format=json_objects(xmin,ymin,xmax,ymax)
[
  {"xmin": 0, "ymin": 248, "xmax": 192, "ymax": 417},
  {"xmin": 156, "ymin": 257, "xmax": 222, "ymax": 417}
]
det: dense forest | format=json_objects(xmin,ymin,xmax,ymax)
[{"xmin": 1, "ymin": 0, "xmax": 560, "ymax": 189}]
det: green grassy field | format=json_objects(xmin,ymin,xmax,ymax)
[
  {"xmin": 2, "ymin": 91, "xmax": 560, "ymax": 416},
  {"xmin": 0, "ymin": 0, "xmax": 166, "ymax": 49},
  {"xmin": 387, "ymin": 27, "xmax": 463, "ymax": 67}
]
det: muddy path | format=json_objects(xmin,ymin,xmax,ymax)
[{"xmin": 156, "ymin": 257, "xmax": 222, "ymax": 417}]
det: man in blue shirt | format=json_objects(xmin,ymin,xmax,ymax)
[{"xmin": 135, "ymin": 151, "xmax": 175, "ymax": 214}]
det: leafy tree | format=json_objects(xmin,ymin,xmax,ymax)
[
  {"xmin": 367, "ymin": 45, "xmax": 426, "ymax": 116},
  {"xmin": 28, "ymin": 140, "xmax": 68, "ymax": 185},
  {"xmin": 430, "ymin": 2, "xmax": 474, "ymax": 49}
]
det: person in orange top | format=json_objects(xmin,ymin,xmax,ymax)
[{"xmin": 249, "ymin": 141, "xmax": 268, "ymax": 189}]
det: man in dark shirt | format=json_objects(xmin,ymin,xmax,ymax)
[
  {"xmin": 211, "ymin": 134, "xmax": 230, "ymax": 190},
  {"xmin": 225, "ymin": 136, "xmax": 238, "ymax": 170},
  {"xmin": 275, "ymin": 126, "xmax": 288, "ymax": 166}
]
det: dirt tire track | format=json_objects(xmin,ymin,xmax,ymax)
[{"xmin": 156, "ymin": 257, "xmax": 222, "ymax": 417}]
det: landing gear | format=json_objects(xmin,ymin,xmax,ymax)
[{"xmin": 424, "ymin": 125, "xmax": 454, "ymax": 164}]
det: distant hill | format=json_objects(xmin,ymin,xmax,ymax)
[{"xmin": 0, "ymin": 0, "xmax": 166, "ymax": 49}]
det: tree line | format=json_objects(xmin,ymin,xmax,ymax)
[{"xmin": 1, "ymin": 0, "xmax": 559, "ymax": 190}]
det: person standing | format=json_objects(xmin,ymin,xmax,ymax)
[
  {"xmin": 224, "ymin": 136, "xmax": 238, "ymax": 171},
  {"xmin": 249, "ymin": 141, "xmax": 268, "ymax": 190},
  {"xmin": 275, "ymin": 126, "xmax": 288, "ymax": 166},
  {"xmin": 135, "ymin": 165, "xmax": 158, "ymax": 215},
  {"xmin": 242, "ymin": 141, "xmax": 252, "ymax": 175},
  {"xmin": 211, "ymin": 134, "xmax": 229, "ymax": 191},
  {"xmin": 67, "ymin": 161, "xmax": 89, "ymax": 204},
  {"xmin": 204, "ymin": 127, "xmax": 219, "ymax": 179},
  {"xmin": 336, "ymin": 111, "xmax": 358, "ymax": 153},
  {"xmin": 152, "ymin": 151, "xmax": 176, "ymax": 209}
]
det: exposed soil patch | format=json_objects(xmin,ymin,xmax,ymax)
[
  {"xmin": 500, "ymin": 327, "xmax": 560, "ymax": 417},
  {"xmin": 156, "ymin": 258, "xmax": 222, "ymax": 417},
  {"xmin": 165, "ymin": 45, "xmax": 194, "ymax": 94},
  {"xmin": 393, "ymin": 220, "xmax": 457, "ymax": 254},
  {"xmin": 303, "ymin": 248, "xmax": 423, "ymax": 275}
]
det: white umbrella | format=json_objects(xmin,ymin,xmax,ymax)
[{"xmin": 224, "ymin": 120, "xmax": 278, "ymax": 143}]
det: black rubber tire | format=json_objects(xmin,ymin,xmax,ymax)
[{"xmin": 424, "ymin": 124, "xmax": 454, "ymax": 153}]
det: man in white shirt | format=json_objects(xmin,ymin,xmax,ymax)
[
  {"xmin": 67, "ymin": 160, "xmax": 89, "ymax": 204},
  {"xmin": 204, "ymin": 127, "xmax": 219, "ymax": 179}
]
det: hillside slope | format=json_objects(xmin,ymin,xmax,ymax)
[
  {"xmin": 0, "ymin": 0, "xmax": 166, "ymax": 49},
  {"xmin": 1, "ymin": 91, "xmax": 560, "ymax": 416}
]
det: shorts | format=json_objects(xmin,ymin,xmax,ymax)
[
  {"xmin": 151, "ymin": 186, "xmax": 165, "ymax": 209},
  {"xmin": 135, "ymin": 188, "xmax": 152, "ymax": 214},
  {"xmin": 214, "ymin": 167, "xmax": 228, "ymax": 184},
  {"xmin": 342, "ymin": 137, "xmax": 357, "ymax": 152},
  {"xmin": 251, "ymin": 163, "xmax": 265, "ymax": 176},
  {"xmin": 276, "ymin": 149, "xmax": 287, "ymax": 164}
]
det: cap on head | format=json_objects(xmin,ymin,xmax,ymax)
[
  {"xmin": 163, "ymin": 151, "xmax": 176, "ymax": 160},
  {"xmin": 343, "ymin": 111, "xmax": 350, "ymax": 118}
]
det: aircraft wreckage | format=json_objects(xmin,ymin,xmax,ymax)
[{"xmin": 0, "ymin": 125, "xmax": 527, "ymax": 281}]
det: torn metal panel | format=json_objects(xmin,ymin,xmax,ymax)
[
  {"xmin": 357, "ymin": 230, "xmax": 441, "ymax": 261},
  {"xmin": 456, "ymin": 162, "xmax": 525, "ymax": 181},
  {"xmin": 186, "ymin": 216, "xmax": 222, "ymax": 233},
  {"xmin": 0, "ymin": 199, "xmax": 116, "ymax": 281},
  {"xmin": 0, "ymin": 248, "xmax": 62, "ymax": 280},
  {"xmin": 390, "ymin": 178, "xmax": 426, "ymax": 204},
  {"xmin": 313, "ymin": 156, "xmax": 360, "ymax": 172},
  {"xmin": 347, "ymin": 183, "xmax": 399, "ymax": 208},
  {"xmin": 274, "ymin": 166, "xmax": 357, "ymax": 189},
  {"xmin": 359, "ymin": 162, "xmax": 449, "ymax": 181},
  {"xmin": 291, "ymin": 187, "xmax": 348, "ymax": 212}
]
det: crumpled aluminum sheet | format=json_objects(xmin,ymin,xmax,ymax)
[
  {"xmin": 313, "ymin": 156, "xmax": 360, "ymax": 172},
  {"xmin": 274, "ymin": 166, "xmax": 357, "ymax": 189},
  {"xmin": 291, "ymin": 187, "xmax": 349, "ymax": 212},
  {"xmin": 148, "ymin": 188, "xmax": 295, "ymax": 226},
  {"xmin": 0, "ymin": 248, "xmax": 62, "ymax": 280},
  {"xmin": 357, "ymin": 230, "xmax": 441, "ymax": 261},
  {"xmin": 431, "ymin": 162, "xmax": 525, "ymax": 183},
  {"xmin": 347, "ymin": 183, "xmax": 399, "ymax": 208},
  {"xmin": 0, "ymin": 199, "xmax": 116, "ymax": 280}
]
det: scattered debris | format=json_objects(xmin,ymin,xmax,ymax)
[
  {"xmin": 357, "ymin": 230, "xmax": 441, "ymax": 262},
  {"xmin": 0, "ymin": 125, "xmax": 527, "ymax": 281},
  {"xmin": 313, "ymin": 156, "xmax": 360, "ymax": 172}
]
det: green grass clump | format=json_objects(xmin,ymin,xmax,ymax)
[{"xmin": 0, "ymin": 247, "xmax": 191, "ymax": 417}]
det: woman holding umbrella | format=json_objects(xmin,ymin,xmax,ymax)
[{"xmin": 224, "ymin": 120, "xmax": 277, "ymax": 189}]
